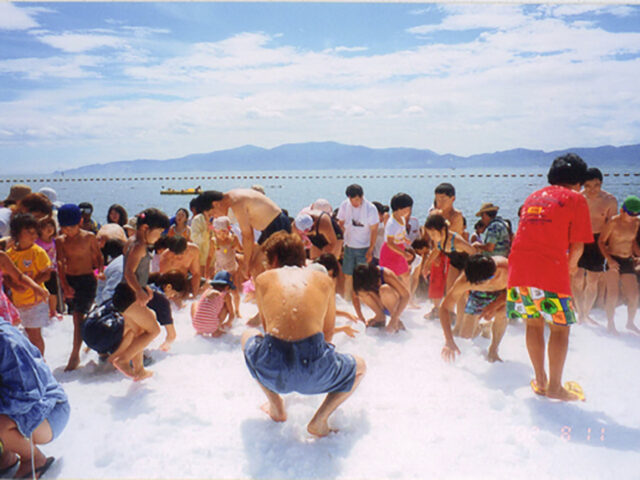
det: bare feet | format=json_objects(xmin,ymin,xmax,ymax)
[
  {"xmin": 110, "ymin": 358, "xmax": 136, "ymax": 379},
  {"xmin": 408, "ymin": 302, "xmax": 421, "ymax": 310},
  {"xmin": 626, "ymin": 323, "xmax": 640, "ymax": 334},
  {"xmin": 159, "ymin": 340, "xmax": 173, "ymax": 352},
  {"xmin": 487, "ymin": 348, "xmax": 503, "ymax": 363},
  {"xmin": 133, "ymin": 368, "xmax": 154, "ymax": 382},
  {"xmin": 546, "ymin": 385, "xmax": 581, "ymax": 402},
  {"xmin": 64, "ymin": 355, "xmax": 81, "ymax": 372},
  {"xmin": 260, "ymin": 401, "xmax": 287, "ymax": 422},
  {"xmin": 579, "ymin": 315, "xmax": 599, "ymax": 326},
  {"xmin": 307, "ymin": 418, "xmax": 337, "ymax": 437},
  {"xmin": 607, "ymin": 323, "xmax": 619, "ymax": 335},
  {"xmin": 424, "ymin": 307, "xmax": 439, "ymax": 320}
]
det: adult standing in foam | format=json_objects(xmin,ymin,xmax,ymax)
[
  {"xmin": 200, "ymin": 189, "xmax": 291, "ymax": 279},
  {"xmin": 507, "ymin": 153, "xmax": 592, "ymax": 401},
  {"xmin": 0, "ymin": 318, "xmax": 69, "ymax": 479},
  {"xmin": 336, "ymin": 184, "xmax": 379, "ymax": 302}
]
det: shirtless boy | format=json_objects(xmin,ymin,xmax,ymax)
[
  {"xmin": 242, "ymin": 232, "xmax": 366, "ymax": 437},
  {"xmin": 572, "ymin": 168, "xmax": 618, "ymax": 324},
  {"xmin": 199, "ymin": 189, "xmax": 290, "ymax": 278},
  {"xmin": 439, "ymin": 255, "xmax": 508, "ymax": 363},
  {"xmin": 56, "ymin": 204, "xmax": 103, "ymax": 371},
  {"xmin": 598, "ymin": 195, "xmax": 640, "ymax": 334},
  {"xmin": 159, "ymin": 236, "xmax": 201, "ymax": 295}
]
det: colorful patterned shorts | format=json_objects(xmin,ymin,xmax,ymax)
[
  {"xmin": 465, "ymin": 290, "xmax": 504, "ymax": 316},
  {"xmin": 506, "ymin": 286, "xmax": 576, "ymax": 326}
]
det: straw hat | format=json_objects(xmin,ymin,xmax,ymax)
[
  {"xmin": 3, "ymin": 184, "xmax": 31, "ymax": 204},
  {"xmin": 475, "ymin": 202, "xmax": 499, "ymax": 217}
]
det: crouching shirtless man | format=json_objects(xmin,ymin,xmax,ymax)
[
  {"xmin": 242, "ymin": 232, "xmax": 366, "ymax": 437},
  {"xmin": 440, "ymin": 254, "xmax": 508, "ymax": 363}
]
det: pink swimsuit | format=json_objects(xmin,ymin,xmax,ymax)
[{"xmin": 192, "ymin": 290, "xmax": 226, "ymax": 334}]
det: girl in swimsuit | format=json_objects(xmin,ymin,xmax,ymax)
[
  {"xmin": 423, "ymin": 213, "xmax": 477, "ymax": 324},
  {"xmin": 190, "ymin": 272, "xmax": 235, "ymax": 336},
  {"xmin": 212, "ymin": 216, "xmax": 243, "ymax": 317},
  {"xmin": 352, "ymin": 262, "xmax": 410, "ymax": 333}
]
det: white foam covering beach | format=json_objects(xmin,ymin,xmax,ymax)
[{"xmin": 37, "ymin": 296, "xmax": 640, "ymax": 479}]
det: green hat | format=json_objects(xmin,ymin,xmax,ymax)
[{"xmin": 622, "ymin": 195, "xmax": 640, "ymax": 216}]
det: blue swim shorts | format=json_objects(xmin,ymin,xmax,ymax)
[
  {"xmin": 47, "ymin": 400, "xmax": 70, "ymax": 441},
  {"xmin": 244, "ymin": 333, "xmax": 357, "ymax": 395},
  {"xmin": 342, "ymin": 246, "xmax": 369, "ymax": 276}
]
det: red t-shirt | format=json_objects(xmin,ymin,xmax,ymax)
[{"xmin": 508, "ymin": 185, "xmax": 593, "ymax": 295}]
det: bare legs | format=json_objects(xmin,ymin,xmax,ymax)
[
  {"xmin": 0, "ymin": 414, "xmax": 52, "ymax": 478},
  {"xmin": 605, "ymin": 269, "xmax": 620, "ymax": 334},
  {"xmin": 109, "ymin": 302, "xmax": 160, "ymax": 380},
  {"xmin": 25, "ymin": 328, "xmax": 44, "ymax": 357},
  {"xmin": 64, "ymin": 311, "xmax": 84, "ymax": 371},
  {"xmin": 525, "ymin": 317, "xmax": 579, "ymax": 401},
  {"xmin": 241, "ymin": 329, "xmax": 367, "ymax": 437},
  {"xmin": 621, "ymin": 274, "xmax": 639, "ymax": 333}
]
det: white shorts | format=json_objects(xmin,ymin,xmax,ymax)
[{"xmin": 17, "ymin": 302, "xmax": 49, "ymax": 328}]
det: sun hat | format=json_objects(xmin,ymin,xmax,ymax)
[
  {"xmin": 3, "ymin": 184, "xmax": 31, "ymax": 204},
  {"xmin": 622, "ymin": 195, "xmax": 640, "ymax": 216},
  {"xmin": 38, "ymin": 187, "xmax": 62, "ymax": 209},
  {"xmin": 213, "ymin": 216, "xmax": 231, "ymax": 230},
  {"xmin": 311, "ymin": 198, "xmax": 333, "ymax": 214},
  {"xmin": 58, "ymin": 204, "xmax": 82, "ymax": 227},
  {"xmin": 209, "ymin": 270, "xmax": 236, "ymax": 290},
  {"xmin": 475, "ymin": 202, "xmax": 500, "ymax": 217},
  {"xmin": 294, "ymin": 213, "xmax": 314, "ymax": 232}
]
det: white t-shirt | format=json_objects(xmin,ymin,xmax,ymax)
[
  {"xmin": 337, "ymin": 198, "xmax": 379, "ymax": 248},
  {"xmin": 384, "ymin": 216, "xmax": 409, "ymax": 247}
]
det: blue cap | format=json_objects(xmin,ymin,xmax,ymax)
[
  {"xmin": 209, "ymin": 270, "xmax": 235, "ymax": 290},
  {"xmin": 58, "ymin": 203, "xmax": 82, "ymax": 227}
]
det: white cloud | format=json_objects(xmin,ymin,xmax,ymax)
[
  {"xmin": 408, "ymin": 5, "xmax": 528, "ymax": 35},
  {"xmin": 0, "ymin": 55, "xmax": 103, "ymax": 79},
  {"xmin": 323, "ymin": 46, "xmax": 368, "ymax": 54},
  {"xmin": 36, "ymin": 32, "xmax": 128, "ymax": 53},
  {"xmin": 2, "ymin": 4, "xmax": 640, "ymax": 163},
  {"xmin": 0, "ymin": 2, "xmax": 40, "ymax": 30}
]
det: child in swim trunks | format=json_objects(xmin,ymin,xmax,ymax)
[
  {"xmin": 55, "ymin": 203, "xmax": 103, "ymax": 371},
  {"xmin": 6, "ymin": 213, "xmax": 52, "ymax": 356},
  {"xmin": 191, "ymin": 270, "xmax": 235, "ymax": 336}
]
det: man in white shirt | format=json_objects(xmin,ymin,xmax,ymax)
[{"xmin": 337, "ymin": 184, "xmax": 379, "ymax": 301}]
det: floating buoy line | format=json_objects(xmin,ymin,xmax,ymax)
[{"xmin": 0, "ymin": 172, "xmax": 637, "ymax": 183}]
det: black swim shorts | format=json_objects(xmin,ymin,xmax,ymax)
[
  {"xmin": 257, "ymin": 211, "xmax": 292, "ymax": 245},
  {"xmin": 147, "ymin": 289, "xmax": 173, "ymax": 326},
  {"xmin": 578, "ymin": 234, "xmax": 605, "ymax": 272},
  {"xmin": 607, "ymin": 255, "xmax": 636, "ymax": 275},
  {"xmin": 65, "ymin": 274, "xmax": 97, "ymax": 314}
]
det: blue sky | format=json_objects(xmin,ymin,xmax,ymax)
[{"xmin": 1, "ymin": 2, "xmax": 640, "ymax": 173}]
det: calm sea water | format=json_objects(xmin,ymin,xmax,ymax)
[{"xmin": 2, "ymin": 167, "xmax": 639, "ymax": 227}]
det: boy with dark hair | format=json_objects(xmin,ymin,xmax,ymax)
[
  {"xmin": 439, "ymin": 254, "xmax": 509, "ymax": 363},
  {"xmin": 507, "ymin": 153, "xmax": 591, "ymax": 401},
  {"xmin": 571, "ymin": 167, "xmax": 618, "ymax": 325},
  {"xmin": 56, "ymin": 203, "xmax": 103, "ymax": 371},
  {"xmin": 159, "ymin": 235, "xmax": 202, "ymax": 294},
  {"xmin": 337, "ymin": 184, "xmax": 379, "ymax": 301}
]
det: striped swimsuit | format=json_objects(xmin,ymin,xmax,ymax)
[{"xmin": 192, "ymin": 289, "xmax": 226, "ymax": 334}]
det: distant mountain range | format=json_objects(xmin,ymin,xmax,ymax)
[{"xmin": 57, "ymin": 141, "xmax": 640, "ymax": 175}]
